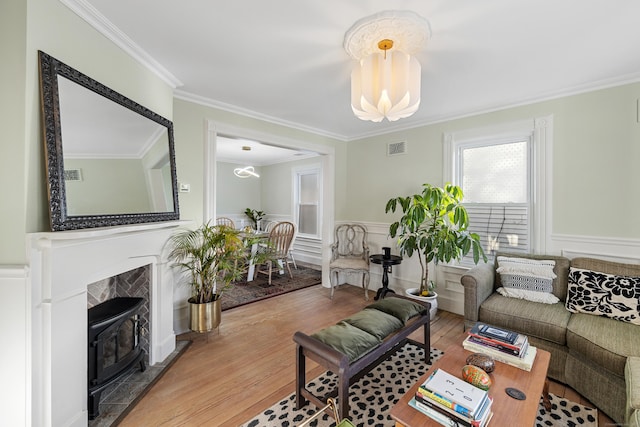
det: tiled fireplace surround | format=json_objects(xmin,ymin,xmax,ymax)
[
  {"xmin": 87, "ymin": 265, "xmax": 151, "ymax": 361},
  {"xmin": 27, "ymin": 221, "xmax": 183, "ymax": 427}
]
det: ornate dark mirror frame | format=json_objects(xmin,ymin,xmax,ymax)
[{"xmin": 38, "ymin": 51, "xmax": 179, "ymax": 231}]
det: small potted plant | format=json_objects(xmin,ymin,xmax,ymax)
[
  {"xmin": 167, "ymin": 222, "xmax": 252, "ymax": 332},
  {"xmin": 244, "ymin": 208, "xmax": 265, "ymax": 230},
  {"xmin": 385, "ymin": 183, "xmax": 487, "ymax": 320}
]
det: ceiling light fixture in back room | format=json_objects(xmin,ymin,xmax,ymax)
[
  {"xmin": 234, "ymin": 166, "xmax": 260, "ymax": 178},
  {"xmin": 234, "ymin": 145, "xmax": 260, "ymax": 178},
  {"xmin": 344, "ymin": 10, "xmax": 431, "ymax": 123}
]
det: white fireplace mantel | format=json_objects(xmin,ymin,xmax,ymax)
[{"xmin": 26, "ymin": 220, "xmax": 187, "ymax": 427}]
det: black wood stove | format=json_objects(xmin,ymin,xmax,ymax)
[{"xmin": 88, "ymin": 297, "xmax": 146, "ymax": 419}]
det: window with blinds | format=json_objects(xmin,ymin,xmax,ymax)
[
  {"xmin": 294, "ymin": 167, "xmax": 321, "ymax": 238},
  {"xmin": 457, "ymin": 140, "xmax": 531, "ymax": 264},
  {"xmin": 445, "ymin": 116, "xmax": 551, "ymax": 262}
]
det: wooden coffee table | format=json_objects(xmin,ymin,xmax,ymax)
[{"xmin": 390, "ymin": 343, "xmax": 551, "ymax": 426}]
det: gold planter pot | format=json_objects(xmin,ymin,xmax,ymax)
[{"xmin": 188, "ymin": 298, "xmax": 221, "ymax": 333}]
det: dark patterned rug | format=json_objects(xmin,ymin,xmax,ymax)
[
  {"xmin": 240, "ymin": 341, "xmax": 598, "ymax": 427},
  {"xmin": 221, "ymin": 264, "xmax": 322, "ymax": 311}
]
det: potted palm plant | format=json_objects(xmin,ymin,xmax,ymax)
[
  {"xmin": 385, "ymin": 183, "xmax": 487, "ymax": 318},
  {"xmin": 167, "ymin": 222, "xmax": 250, "ymax": 332}
]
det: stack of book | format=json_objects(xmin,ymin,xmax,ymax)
[
  {"xmin": 462, "ymin": 322, "xmax": 537, "ymax": 371},
  {"xmin": 409, "ymin": 368, "xmax": 493, "ymax": 427}
]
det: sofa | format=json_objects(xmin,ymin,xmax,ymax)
[{"xmin": 461, "ymin": 253, "xmax": 640, "ymax": 424}]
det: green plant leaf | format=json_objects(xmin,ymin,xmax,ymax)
[
  {"xmin": 385, "ymin": 198, "xmax": 397, "ymax": 213},
  {"xmin": 383, "ymin": 183, "xmax": 487, "ymax": 277}
]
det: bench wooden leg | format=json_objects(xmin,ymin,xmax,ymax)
[
  {"xmin": 338, "ymin": 367, "xmax": 350, "ymax": 420},
  {"xmin": 296, "ymin": 344, "xmax": 307, "ymax": 409}
]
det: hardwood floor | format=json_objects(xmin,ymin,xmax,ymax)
[{"xmin": 120, "ymin": 284, "xmax": 615, "ymax": 426}]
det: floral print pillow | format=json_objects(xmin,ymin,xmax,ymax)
[{"xmin": 566, "ymin": 267, "xmax": 640, "ymax": 325}]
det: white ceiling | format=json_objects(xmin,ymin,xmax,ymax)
[
  {"xmin": 216, "ymin": 135, "xmax": 319, "ymax": 166},
  {"xmin": 72, "ymin": 0, "xmax": 640, "ymax": 143}
]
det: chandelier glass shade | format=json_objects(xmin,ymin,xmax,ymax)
[{"xmin": 351, "ymin": 48, "xmax": 421, "ymax": 122}]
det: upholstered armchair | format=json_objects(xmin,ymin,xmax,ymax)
[{"xmin": 329, "ymin": 224, "xmax": 370, "ymax": 300}]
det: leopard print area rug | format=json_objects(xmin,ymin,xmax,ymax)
[
  {"xmin": 241, "ymin": 341, "xmax": 597, "ymax": 427},
  {"xmin": 242, "ymin": 342, "xmax": 442, "ymax": 427}
]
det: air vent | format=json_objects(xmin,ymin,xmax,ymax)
[
  {"xmin": 387, "ymin": 141, "xmax": 407, "ymax": 156},
  {"xmin": 64, "ymin": 169, "xmax": 83, "ymax": 181}
]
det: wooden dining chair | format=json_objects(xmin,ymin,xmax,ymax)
[
  {"xmin": 255, "ymin": 221, "xmax": 295, "ymax": 285},
  {"xmin": 216, "ymin": 217, "xmax": 235, "ymax": 229}
]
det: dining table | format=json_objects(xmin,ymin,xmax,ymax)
[{"xmin": 239, "ymin": 230, "xmax": 268, "ymax": 281}]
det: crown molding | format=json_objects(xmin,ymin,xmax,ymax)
[
  {"xmin": 346, "ymin": 71, "xmax": 640, "ymax": 141},
  {"xmin": 174, "ymin": 89, "xmax": 347, "ymax": 142},
  {"xmin": 59, "ymin": 0, "xmax": 183, "ymax": 88}
]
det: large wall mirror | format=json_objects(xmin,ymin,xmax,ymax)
[{"xmin": 38, "ymin": 51, "xmax": 179, "ymax": 231}]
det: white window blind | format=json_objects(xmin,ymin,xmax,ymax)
[
  {"xmin": 457, "ymin": 140, "xmax": 531, "ymax": 263},
  {"xmin": 295, "ymin": 169, "xmax": 320, "ymax": 237}
]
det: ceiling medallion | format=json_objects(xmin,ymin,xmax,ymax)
[{"xmin": 344, "ymin": 10, "xmax": 431, "ymax": 123}]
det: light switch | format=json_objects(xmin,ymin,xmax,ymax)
[{"xmin": 179, "ymin": 183, "xmax": 190, "ymax": 193}]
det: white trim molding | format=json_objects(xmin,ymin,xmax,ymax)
[
  {"xmin": 0, "ymin": 266, "xmax": 30, "ymax": 426},
  {"xmin": 59, "ymin": 0, "xmax": 182, "ymax": 88},
  {"xmin": 551, "ymin": 234, "xmax": 640, "ymax": 264},
  {"xmin": 205, "ymin": 121, "xmax": 336, "ymax": 288}
]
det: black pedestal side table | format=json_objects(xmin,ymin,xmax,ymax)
[{"xmin": 369, "ymin": 254, "xmax": 403, "ymax": 300}]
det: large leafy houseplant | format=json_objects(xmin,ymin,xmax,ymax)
[
  {"xmin": 385, "ymin": 183, "xmax": 487, "ymax": 295},
  {"xmin": 167, "ymin": 222, "xmax": 249, "ymax": 303}
]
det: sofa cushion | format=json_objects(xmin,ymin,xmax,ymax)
[
  {"xmin": 494, "ymin": 252, "xmax": 571, "ymax": 301},
  {"xmin": 479, "ymin": 293, "xmax": 571, "ymax": 345},
  {"xmin": 496, "ymin": 286, "xmax": 560, "ymax": 304},
  {"xmin": 627, "ymin": 357, "xmax": 640, "ymax": 426},
  {"xmin": 567, "ymin": 313, "xmax": 640, "ymax": 378},
  {"xmin": 311, "ymin": 322, "xmax": 380, "ymax": 363},
  {"xmin": 365, "ymin": 298, "xmax": 427, "ymax": 324},
  {"xmin": 566, "ymin": 267, "xmax": 640, "ymax": 325},
  {"xmin": 496, "ymin": 256, "xmax": 559, "ymax": 304},
  {"xmin": 342, "ymin": 309, "xmax": 403, "ymax": 341},
  {"xmin": 497, "ymin": 256, "xmax": 557, "ymax": 292}
]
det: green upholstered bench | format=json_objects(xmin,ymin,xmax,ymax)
[{"xmin": 293, "ymin": 294, "xmax": 431, "ymax": 420}]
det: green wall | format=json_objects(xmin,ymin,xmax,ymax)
[
  {"xmin": 4, "ymin": 0, "xmax": 638, "ymax": 265},
  {"xmin": 261, "ymin": 157, "xmax": 324, "ymax": 217},
  {"xmin": 1, "ymin": 0, "xmax": 28, "ymax": 265},
  {"xmin": 0, "ymin": 0, "xmax": 174, "ymax": 264},
  {"xmin": 64, "ymin": 158, "xmax": 151, "ymax": 215},
  {"xmin": 172, "ymin": 98, "xmax": 342, "ymax": 226},
  {"xmin": 344, "ymin": 83, "xmax": 640, "ymax": 240},
  {"xmin": 216, "ymin": 162, "xmax": 262, "ymax": 215}
]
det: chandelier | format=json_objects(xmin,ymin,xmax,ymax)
[
  {"xmin": 233, "ymin": 166, "xmax": 260, "ymax": 178},
  {"xmin": 233, "ymin": 145, "xmax": 260, "ymax": 178},
  {"xmin": 344, "ymin": 10, "xmax": 431, "ymax": 122}
]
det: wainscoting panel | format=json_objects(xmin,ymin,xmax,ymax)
[
  {"xmin": 338, "ymin": 223, "xmax": 640, "ymax": 317},
  {"xmin": 551, "ymin": 234, "xmax": 640, "ymax": 264},
  {"xmin": 0, "ymin": 266, "xmax": 28, "ymax": 426}
]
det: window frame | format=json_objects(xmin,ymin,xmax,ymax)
[
  {"xmin": 292, "ymin": 164, "xmax": 322, "ymax": 239},
  {"xmin": 458, "ymin": 138, "xmax": 532, "ymax": 260},
  {"xmin": 443, "ymin": 116, "xmax": 552, "ymax": 258}
]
